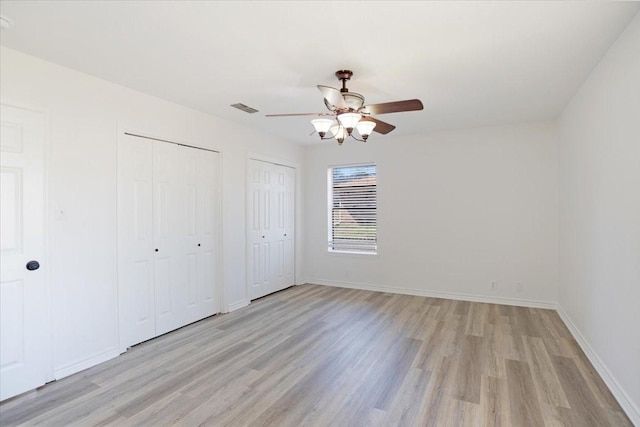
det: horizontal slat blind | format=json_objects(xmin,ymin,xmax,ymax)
[{"xmin": 329, "ymin": 164, "xmax": 377, "ymax": 253}]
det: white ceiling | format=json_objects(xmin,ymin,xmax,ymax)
[{"xmin": 0, "ymin": 1, "xmax": 638, "ymax": 144}]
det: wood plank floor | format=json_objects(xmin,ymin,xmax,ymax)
[{"xmin": 0, "ymin": 284, "xmax": 632, "ymax": 426}]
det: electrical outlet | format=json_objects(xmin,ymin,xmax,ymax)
[
  {"xmin": 491, "ymin": 281, "xmax": 497, "ymax": 290},
  {"xmin": 345, "ymin": 269, "xmax": 351, "ymax": 278}
]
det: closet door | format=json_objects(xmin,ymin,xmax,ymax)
[
  {"xmin": 153, "ymin": 141, "xmax": 187, "ymax": 336},
  {"xmin": 248, "ymin": 160, "xmax": 273, "ymax": 300},
  {"xmin": 117, "ymin": 135, "xmax": 155, "ymax": 348},
  {"xmin": 184, "ymin": 147, "xmax": 220, "ymax": 324},
  {"xmin": 282, "ymin": 166, "xmax": 295, "ymax": 289},
  {"xmin": 248, "ymin": 160, "xmax": 294, "ymax": 300},
  {"xmin": 271, "ymin": 165, "xmax": 287, "ymax": 292},
  {"xmin": 119, "ymin": 137, "xmax": 221, "ymax": 348},
  {"xmin": 271, "ymin": 165, "xmax": 294, "ymax": 293},
  {"xmin": 198, "ymin": 149, "xmax": 221, "ymax": 318}
]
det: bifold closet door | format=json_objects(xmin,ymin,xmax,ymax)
[
  {"xmin": 247, "ymin": 160, "xmax": 270, "ymax": 300},
  {"xmin": 271, "ymin": 165, "xmax": 294, "ymax": 292},
  {"xmin": 152, "ymin": 141, "xmax": 185, "ymax": 336},
  {"xmin": 248, "ymin": 159, "xmax": 294, "ymax": 300},
  {"xmin": 118, "ymin": 135, "xmax": 220, "ymax": 349},
  {"xmin": 182, "ymin": 148, "xmax": 221, "ymax": 325},
  {"xmin": 118, "ymin": 135, "xmax": 155, "ymax": 347},
  {"xmin": 154, "ymin": 144, "xmax": 221, "ymax": 334}
]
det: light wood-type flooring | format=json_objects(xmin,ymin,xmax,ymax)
[{"xmin": 0, "ymin": 284, "xmax": 632, "ymax": 426}]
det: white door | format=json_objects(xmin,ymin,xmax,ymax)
[
  {"xmin": 0, "ymin": 104, "xmax": 51, "ymax": 400},
  {"xmin": 247, "ymin": 160, "xmax": 294, "ymax": 300},
  {"xmin": 183, "ymin": 147, "xmax": 220, "ymax": 323},
  {"xmin": 118, "ymin": 136, "xmax": 221, "ymax": 348},
  {"xmin": 248, "ymin": 160, "xmax": 271, "ymax": 299},
  {"xmin": 271, "ymin": 165, "xmax": 287, "ymax": 291},
  {"xmin": 153, "ymin": 141, "xmax": 187, "ymax": 336},
  {"xmin": 282, "ymin": 166, "xmax": 295, "ymax": 288},
  {"xmin": 117, "ymin": 134, "xmax": 155, "ymax": 348},
  {"xmin": 271, "ymin": 164, "xmax": 294, "ymax": 293}
]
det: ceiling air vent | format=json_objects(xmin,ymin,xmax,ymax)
[{"xmin": 231, "ymin": 103, "xmax": 259, "ymax": 114}]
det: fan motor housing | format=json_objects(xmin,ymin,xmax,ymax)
[
  {"xmin": 336, "ymin": 70, "xmax": 353, "ymax": 93},
  {"xmin": 335, "ymin": 70, "xmax": 353, "ymax": 81}
]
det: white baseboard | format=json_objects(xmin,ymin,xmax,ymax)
[
  {"xmin": 226, "ymin": 298, "xmax": 250, "ymax": 313},
  {"xmin": 556, "ymin": 305, "xmax": 640, "ymax": 426},
  {"xmin": 307, "ymin": 279, "xmax": 557, "ymax": 309},
  {"xmin": 53, "ymin": 347, "xmax": 120, "ymax": 380}
]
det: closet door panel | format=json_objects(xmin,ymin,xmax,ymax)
[
  {"xmin": 262, "ymin": 241, "xmax": 271, "ymax": 295},
  {"xmin": 131, "ymin": 260, "xmax": 153, "ymax": 324},
  {"xmin": 185, "ymin": 174, "xmax": 198, "ymax": 314},
  {"xmin": 153, "ymin": 141, "xmax": 186, "ymax": 336},
  {"xmin": 117, "ymin": 135, "xmax": 155, "ymax": 348},
  {"xmin": 197, "ymin": 150, "xmax": 220, "ymax": 317},
  {"xmin": 183, "ymin": 148, "xmax": 200, "ymax": 321},
  {"xmin": 186, "ymin": 253, "xmax": 197, "ymax": 307},
  {"xmin": 250, "ymin": 243, "xmax": 262, "ymax": 291},
  {"xmin": 247, "ymin": 160, "xmax": 295, "ymax": 300},
  {"xmin": 248, "ymin": 160, "xmax": 268, "ymax": 299},
  {"xmin": 129, "ymin": 181, "xmax": 154, "ymax": 328},
  {"xmin": 201, "ymin": 249, "xmax": 215, "ymax": 303},
  {"xmin": 271, "ymin": 166, "xmax": 287, "ymax": 291},
  {"xmin": 184, "ymin": 147, "xmax": 219, "ymax": 322},
  {"xmin": 283, "ymin": 166, "xmax": 295, "ymax": 287},
  {"xmin": 263, "ymin": 166, "xmax": 275, "ymax": 296},
  {"xmin": 119, "ymin": 137, "xmax": 221, "ymax": 348},
  {"xmin": 154, "ymin": 257, "xmax": 171, "ymax": 317}
]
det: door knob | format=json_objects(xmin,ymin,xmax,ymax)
[{"xmin": 26, "ymin": 260, "xmax": 40, "ymax": 271}]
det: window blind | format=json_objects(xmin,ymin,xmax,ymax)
[{"xmin": 329, "ymin": 164, "xmax": 377, "ymax": 253}]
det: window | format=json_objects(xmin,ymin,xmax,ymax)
[{"xmin": 328, "ymin": 164, "xmax": 377, "ymax": 253}]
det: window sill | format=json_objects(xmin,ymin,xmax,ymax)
[{"xmin": 327, "ymin": 249, "xmax": 379, "ymax": 258}]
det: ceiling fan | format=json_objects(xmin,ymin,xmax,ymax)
[{"xmin": 266, "ymin": 70, "xmax": 424, "ymax": 144}]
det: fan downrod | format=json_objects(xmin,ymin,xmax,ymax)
[{"xmin": 336, "ymin": 70, "xmax": 353, "ymax": 93}]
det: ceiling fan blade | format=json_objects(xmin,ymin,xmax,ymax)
[
  {"xmin": 265, "ymin": 112, "xmax": 333, "ymax": 117},
  {"xmin": 362, "ymin": 117, "xmax": 396, "ymax": 135},
  {"xmin": 317, "ymin": 85, "xmax": 348, "ymax": 110},
  {"xmin": 361, "ymin": 99, "xmax": 423, "ymax": 115}
]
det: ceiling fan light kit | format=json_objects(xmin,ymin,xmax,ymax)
[
  {"xmin": 355, "ymin": 120, "xmax": 376, "ymax": 141},
  {"xmin": 329, "ymin": 125, "xmax": 348, "ymax": 145},
  {"xmin": 267, "ymin": 70, "xmax": 424, "ymax": 145},
  {"xmin": 310, "ymin": 118, "xmax": 333, "ymax": 138},
  {"xmin": 336, "ymin": 112, "xmax": 362, "ymax": 134}
]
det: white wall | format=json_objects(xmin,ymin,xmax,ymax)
[
  {"xmin": 0, "ymin": 47, "xmax": 304, "ymax": 378},
  {"xmin": 304, "ymin": 121, "xmax": 559, "ymax": 306},
  {"xmin": 557, "ymin": 13, "xmax": 640, "ymax": 423}
]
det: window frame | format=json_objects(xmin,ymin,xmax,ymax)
[{"xmin": 327, "ymin": 163, "xmax": 378, "ymax": 255}]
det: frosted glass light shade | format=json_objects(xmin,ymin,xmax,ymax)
[
  {"xmin": 311, "ymin": 118, "xmax": 334, "ymax": 137},
  {"xmin": 337, "ymin": 112, "xmax": 362, "ymax": 132},
  {"xmin": 329, "ymin": 125, "xmax": 347, "ymax": 144},
  {"xmin": 356, "ymin": 120, "xmax": 376, "ymax": 140}
]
